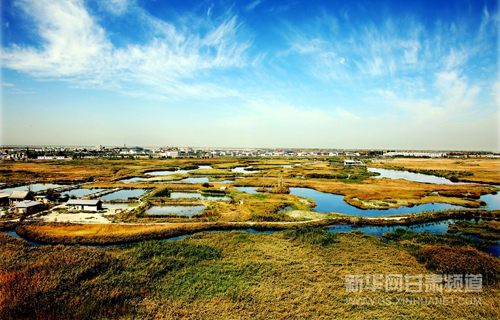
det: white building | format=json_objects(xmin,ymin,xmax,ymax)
[
  {"xmin": 66, "ymin": 199, "xmax": 103, "ymax": 212},
  {"xmin": 344, "ymin": 160, "xmax": 364, "ymax": 166}
]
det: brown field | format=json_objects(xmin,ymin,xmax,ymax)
[
  {"xmin": 1, "ymin": 229, "xmax": 499, "ymax": 319},
  {"xmin": 1, "ymin": 158, "xmax": 500, "ymax": 319},
  {"xmin": 0, "ymin": 159, "xmax": 235, "ymax": 182},
  {"xmin": 1, "ymin": 158, "xmax": 499, "ymax": 215},
  {"xmin": 370, "ymin": 158, "xmax": 500, "ymax": 184}
]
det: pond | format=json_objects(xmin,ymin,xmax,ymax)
[
  {"xmin": 326, "ymin": 219, "xmax": 455, "ymax": 237},
  {"xmin": 234, "ymin": 186, "xmax": 500, "ymax": 216},
  {"xmin": 234, "ymin": 186, "xmax": 260, "ymax": 194},
  {"xmin": 367, "ymin": 167, "xmax": 470, "ymax": 185},
  {"xmin": 101, "ymin": 189, "xmax": 146, "ymax": 201},
  {"xmin": 216, "ymin": 179, "xmax": 238, "ymax": 184},
  {"xmin": 325, "ymin": 220, "xmax": 500, "ymax": 258},
  {"xmin": 178, "ymin": 178, "xmax": 239, "ymax": 184},
  {"xmin": 63, "ymin": 188, "xmax": 105, "ymax": 198},
  {"xmin": 119, "ymin": 177, "xmax": 144, "ymax": 183},
  {"xmin": 169, "ymin": 192, "xmax": 230, "ymax": 200},
  {"xmin": 1, "ymin": 183, "xmax": 65, "ymax": 194},
  {"xmin": 3, "ymin": 230, "xmax": 42, "ymax": 247},
  {"xmin": 145, "ymin": 205, "xmax": 206, "ymax": 217},
  {"xmin": 145, "ymin": 165, "xmax": 213, "ymax": 176},
  {"xmin": 231, "ymin": 167, "xmax": 260, "ymax": 174},
  {"xmin": 177, "ymin": 177, "xmax": 210, "ymax": 184}
]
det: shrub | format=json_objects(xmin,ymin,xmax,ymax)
[
  {"xmin": 449, "ymin": 176, "xmax": 459, "ymax": 183},
  {"xmin": 269, "ymin": 186, "xmax": 290, "ymax": 194},
  {"xmin": 420, "ymin": 246, "xmax": 500, "ymax": 284},
  {"xmin": 152, "ymin": 188, "xmax": 170, "ymax": 197}
]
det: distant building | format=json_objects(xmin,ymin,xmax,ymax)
[
  {"xmin": 344, "ymin": 160, "xmax": 364, "ymax": 166},
  {"xmin": 66, "ymin": 199, "xmax": 103, "ymax": 212},
  {"xmin": 15, "ymin": 200, "xmax": 42, "ymax": 215},
  {"xmin": 9, "ymin": 191, "xmax": 34, "ymax": 206},
  {"xmin": 383, "ymin": 152, "xmax": 447, "ymax": 158},
  {"xmin": 120, "ymin": 147, "xmax": 151, "ymax": 155},
  {"xmin": 37, "ymin": 156, "xmax": 68, "ymax": 160}
]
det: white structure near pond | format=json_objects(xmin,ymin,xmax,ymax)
[
  {"xmin": 344, "ymin": 160, "xmax": 364, "ymax": 166},
  {"xmin": 66, "ymin": 199, "xmax": 103, "ymax": 212}
]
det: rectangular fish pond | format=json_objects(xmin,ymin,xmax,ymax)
[
  {"xmin": 63, "ymin": 188, "xmax": 105, "ymax": 198},
  {"xmin": 169, "ymin": 192, "xmax": 230, "ymax": 200},
  {"xmin": 1, "ymin": 183, "xmax": 65, "ymax": 194},
  {"xmin": 100, "ymin": 189, "xmax": 147, "ymax": 201},
  {"xmin": 145, "ymin": 205, "xmax": 206, "ymax": 217}
]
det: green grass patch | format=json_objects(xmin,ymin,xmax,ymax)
[{"xmin": 283, "ymin": 227, "xmax": 339, "ymax": 246}]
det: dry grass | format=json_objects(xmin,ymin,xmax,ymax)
[
  {"xmin": 0, "ymin": 159, "xmax": 236, "ymax": 182},
  {"xmin": 135, "ymin": 231, "xmax": 500, "ymax": 319},
  {"xmin": 2, "ymin": 227, "xmax": 500, "ymax": 319},
  {"xmin": 370, "ymin": 158, "xmax": 500, "ymax": 184}
]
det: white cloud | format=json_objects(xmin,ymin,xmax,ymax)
[
  {"xmin": 281, "ymin": 9, "xmax": 495, "ymax": 85},
  {"xmin": 245, "ymin": 0, "xmax": 262, "ymax": 12},
  {"xmin": 1, "ymin": 0, "xmax": 251, "ymax": 100},
  {"xmin": 435, "ymin": 71, "xmax": 480, "ymax": 110},
  {"xmin": 375, "ymin": 69, "xmax": 482, "ymax": 122},
  {"xmin": 101, "ymin": 0, "xmax": 130, "ymax": 15},
  {"xmin": 5, "ymin": 0, "xmax": 110, "ymax": 77}
]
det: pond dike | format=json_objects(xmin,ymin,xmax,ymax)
[
  {"xmin": 52, "ymin": 182, "xmax": 91, "ymax": 193},
  {"xmin": 1, "ymin": 209, "xmax": 499, "ymax": 246},
  {"xmin": 5, "ymin": 220, "xmax": 326, "ymax": 246},
  {"xmin": 355, "ymin": 209, "xmax": 500, "ymax": 226},
  {"xmin": 86, "ymin": 188, "xmax": 122, "ymax": 199}
]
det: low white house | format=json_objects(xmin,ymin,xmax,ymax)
[
  {"xmin": 344, "ymin": 160, "xmax": 364, "ymax": 166},
  {"xmin": 66, "ymin": 199, "xmax": 103, "ymax": 212}
]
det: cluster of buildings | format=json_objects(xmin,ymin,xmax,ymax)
[
  {"xmin": 383, "ymin": 152, "xmax": 448, "ymax": 158},
  {"xmin": 4, "ymin": 145, "xmax": 499, "ymax": 160},
  {"xmin": 0, "ymin": 189, "xmax": 105, "ymax": 216},
  {"xmin": 0, "ymin": 191, "xmax": 43, "ymax": 215},
  {"xmin": 205, "ymin": 150, "xmax": 361, "ymax": 158}
]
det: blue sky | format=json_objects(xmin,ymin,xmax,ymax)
[{"xmin": 1, "ymin": 0, "xmax": 499, "ymax": 150}]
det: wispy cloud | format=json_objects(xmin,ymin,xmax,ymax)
[
  {"xmin": 281, "ymin": 9, "xmax": 496, "ymax": 83},
  {"xmin": 1, "ymin": 0, "xmax": 251, "ymax": 100},
  {"xmin": 374, "ymin": 69, "xmax": 482, "ymax": 122},
  {"xmin": 100, "ymin": 0, "xmax": 131, "ymax": 15},
  {"xmin": 1, "ymin": 82, "xmax": 36, "ymax": 94},
  {"xmin": 245, "ymin": 0, "xmax": 262, "ymax": 12}
]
